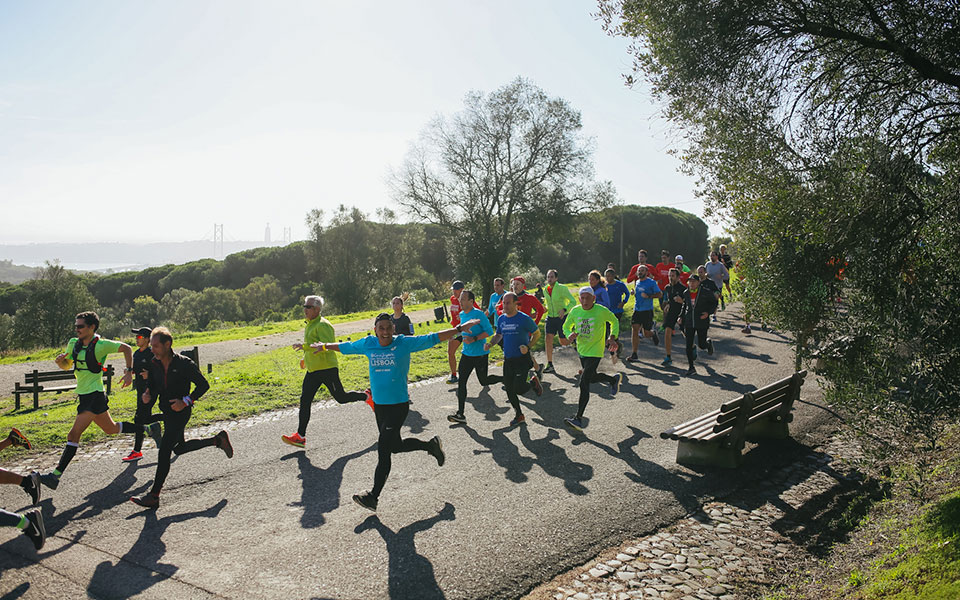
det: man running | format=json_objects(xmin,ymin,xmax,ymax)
[
  {"xmin": 390, "ymin": 296, "xmax": 415, "ymax": 336},
  {"xmin": 561, "ymin": 287, "xmax": 621, "ymax": 431},
  {"xmin": 542, "ymin": 269, "xmax": 577, "ymax": 373},
  {"xmin": 719, "ymin": 244, "xmax": 735, "ymax": 306},
  {"xmin": 674, "ymin": 254, "xmax": 692, "ymax": 285},
  {"xmin": 447, "ymin": 289, "xmax": 503, "ymax": 424},
  {"xmin": 626, "ymin": 265, "xmax": 661, "ymax": 362},
  {"xmin": 626, "ymin": 249, "xmax": 655, "ymax": 284},
  {"xmin": 130, "ymin": 327, "xmax": 233, "ymax": 509},
  {"xmin": 697, "ymin": 264, "xmax": 723, "ymax": 322},
  {"xmin": 660, "ymin": 268, "xmax": 687, "ymax": 366},
  {"xmin": 484, "ymin": 277, "xmax": 506, "ymax": 326},
  {"xmin": 40, "ymin": 311, "xmax": 159, "ymax": 490},
  {"xmin": 485, "ymin": 292, "xmax": 542, "ymax": 427},
  {"xmin": 704, "ymin": 252, "xmax": 730, "ymax": 316},
  {"xmin": 446, "ymin": 281, "xmax": 479, "ymax": 384},
  {"xmin": 652, "ymin": 250, "xmax": 675, "ymax": 311},
  {"xmin": 679, "ymin": 275, "xmax": 718, "ymax": 376},
  {"xmin": 315, "ymin": 313, "xmax": 479, "ymax": 511},
  {"xmin": 282, "ymin": 295, "xmax": 368, "ymax": 448},
  {"xmin": 604, "ymin": 268, "xmax": 630, "ymax": 324},
  {"xmin": 495, "ymin": 277, "xmax": 546, "ymax": 376},
  {"xmin": 123, "ymin": 326, "xmax": 163, "ymax": 462}
]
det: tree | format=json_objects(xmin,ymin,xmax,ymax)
[
  {"xmin": 306, "ymin": 205, "xmax": 377, "ymax": 313},
  {"xmin": 239, "ymin": 275, "xmax": 285, "ymax": 322},
  {"xmin": 126, "ymin": 295, "xmax": 162, "ymax": 327},
  {"xmin": 392, "ymin": 77, "xmax": 614, "ymax": 302},
  {"xmin": 598, "ymin": 0, "xmax": 960, "ymax": 462},
  {"xmin": 13, "ymin": 262, "xmax": 97, "ymax": 348}
]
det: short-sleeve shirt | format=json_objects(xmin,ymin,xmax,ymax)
[
  {"xmin": 496, "ymin": 312, "xmax": 538, "ymax": 359},
  {"xmin": 459, "ymin": 307, "xmax": 494, "ymax": 356},
  {"xmin": 304, "ymin": 316, "xmax": 338, "ymax": 372},
  {"xmin": 65, "ymin": 336, "xmax": 122, "ymax": 395},
  {"xmin": 391, "ymin": 313, "xmax": 414, "ymax": 336},
  {"xmin": 633, "ymin": 278, "xmax": 660, "ymax": 312},
  {"xmin": 338, "ymin": 333, "xmax": 440, "ymax": 404}
]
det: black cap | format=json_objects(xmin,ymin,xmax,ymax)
[
  {"xmin": 451, "ymin": 280, "xmax": 464, "ymax": 290},
  {"xmin": 131, "ymin": 327, "xmax": 153, "ymax": 337}
]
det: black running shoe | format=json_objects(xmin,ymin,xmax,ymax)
[
  {"xmin": 353, "ymin": 491, "xmax": 378, "ymax": 511},
  {"xmin": 707, "ymin": 339, "xmax": 715, "ymax": 356},
  {"xmin": 626, "ymin": 353, "xmax": 638, "ymax": 363},
  {"xmin": 447, "ymin": 413, "xmax": 466, "ymax": 424},
  {"xmin": 686, "ymin": 366, "xmax": 696, "ymax": 376},
  {"xmin": 611, "ymin": 373, "xmax": 622, "ymax": 396},
  {"xmin": 216, "ymin": 431, "xmax": 233, "ymax": 458},
  {"xmin": 130, "ymin": 493, "xmax": 160, "ymax": 509},
  {"xmin": 7, "ymin": 428, "xmax": 32, "ymax": 449},
  {"xmin": 39, "ymin": 472, "xmax": 59, "ymax": 490},
  {"xmin": 148, "ymin": 423, "xmax": 162, "ymax": 447},
  {"xmin": 22, "ymin": 471, "xmax": 40, "ymax": 506},
  {"xmin": 652, "ymin": 329, "xmax": 660, "ymax": 346},
  {"xmin": 23, "ymin": 509, "xmax": 45, "ymax": 550},
  {"xmin": 429, "ymin": 436, "xmax": 445, "ymax": 467}
]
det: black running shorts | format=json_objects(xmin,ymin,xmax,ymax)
[
  {"xmin": 77, "ymin": 391, "xmax": 109, "ymax": 415},
  {"xmin": 631, "ymin": 309, "xmax": 654, "ymax": 331}
]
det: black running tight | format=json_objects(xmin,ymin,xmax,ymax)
[{"xmin": 371, "ymin": 402, "xmax": 431, "ymax": 498}]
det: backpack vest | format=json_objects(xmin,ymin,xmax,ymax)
[{"xmin": 72, "ymin": 336, "xmax": 104, "ymax": 374}]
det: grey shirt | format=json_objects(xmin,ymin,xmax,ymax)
[{"xmin": 704, "ymin": 261, "xmax": 729, "ymax": 289}]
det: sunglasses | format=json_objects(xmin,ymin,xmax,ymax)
[{"xmin": 75, "ymin": 324, "xmax": 88, "ymax": 330}]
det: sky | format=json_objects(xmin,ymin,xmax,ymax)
[{"xmin": 0, "ymin": 0, "xmax": 713, "ymax": 245}]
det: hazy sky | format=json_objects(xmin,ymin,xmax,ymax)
[{"xmin": 0, "ymin": 1, "xmax": 710, "ymax": 245}]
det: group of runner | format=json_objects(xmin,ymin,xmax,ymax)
[{"xmin": 1, "ymin": 245, "xmax": 739, "ymax": 542}]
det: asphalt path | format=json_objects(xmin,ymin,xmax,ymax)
[
  {"xmin": 0, "ymin": 308, "xmax": 437, "ymax": 403},
  {"xmin": 0, "ymin": 308, "xmax": 835, "ymax": 599}
]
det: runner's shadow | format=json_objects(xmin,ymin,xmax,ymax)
[
  {"xmin": 280, "ymin": 444, "xmax": 376, "ymax": 529},
  {"xmin": 516, "ymin": 426, "xmax": 592, "ymax": 495},
  {"xmin": 354, "ymin": 502, "xmax": 455, "ymax": 600},
  {"xmin": 573, "ymin": 425, "xmax": 702, "ymax": 514},
  {"xmin": 43, "ymin": 462, "xmax": 150, "ymax": 536},
  {"xmin": 0, "ymin": 582, "xmax": 29, "ymax": 599},
  {"xmin": 86, "ymin": 499, "xmax": 227, "ymax": 599},
  {"xmin": 405, "ymin": 407, "xmax": 429, "ymax": 434},
  {"xmin": 471, "ymin": 388, "xmax": 510, "ymax": 421},
  {"xmin": 699, "ymin": 365, "xmax": 755, "ymax": 395},
  {"xmin": 459, "ymin": 424, "xmax": 533, "ymax": 484},
  {"xmin": 617, "ymin": 377, "xmax": 674, "ymax": 410},
  {"xmin": 623, "ymin": 363, "xmax": 683, "ymax": 388}
]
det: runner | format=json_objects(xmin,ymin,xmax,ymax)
[
  {"xmin": 719, "ymin": 244, "xmax": 735, "ymax": 306},
  {"xmin": 130, "ymin": 327, "xmax": 233, "ymax": 509},
  {"xmin": 603, "ymin": 268, "xmax": 630, "ymax": 324},
  {"xmin": 625, "ymin": 249, "xmax": 655, "ymax": 284},
  {"xmin": 704, "ymin": 252, "xmax": 730, "ymax": 316},
  {"xmin": 281, "ymin": 295, "xmax": 368, "ymax": 448},
  {"xmin": 542, "ymin": 269, "xmax": 577, "ymax": 374},
  {"xmin": 447, "ymin": 289, "xmax": 502, "ymax": 424},
  {"xmin": 390, "ymin": 296, "xmax": 415, "ymax": 336},
  {"xmin": 446, "ymin": 281, "xmax": 479, "ymax": 384},
  {"xmin": 122, "ymin": 326, "xmax": 164, "ymax": 462},
  {"xmin": 314, "ymin": 313, "xmax": 479, "ymax": 511},
  {"xmin": 39, "ymin": 311, "xmax": 160, "ymax": 491},
  {"xmin": 674, "ymin": 254, "xmax": 692, "ymax": 285},
  {"xmin": 626, "ymin": 265, "xmax": 661, "ymax": 361},
  {"xmin": 679, "ymin": 275, "xmax": 718, "ymax": 376},
  {"xmin": 697, "ymin": 264, "xmax": 723, "ymax": 323},
  {"xmin": 660, "ymin": 268, "xmax": 687, "ymax": 366},
  {"xmin": 484, "ymin": 277, "xmax": 506, "ymax": 326},
  {"xmin": 484, "ymin": 292, "xmax": 542, "ymax": 427},
  {"xmin": 495, "ymin": 277, "xmax": 546, "ymax": 376},
  {"xmin": 588, "ymin": 270, "xmax": 612, "ymax": 310},
  {"xmin": 560, "ymin": 287, "xmax": 621, "ymax": 431},
  {"xmin": 652, "ymin": 250, "xmax": 675, "ymax": 311}
]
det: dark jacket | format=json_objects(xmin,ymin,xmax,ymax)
[
  {"xmin": 680, "ymin": 286, "xmax": 719, "ymax": 329},
  {"xmin": 147, "ymin": 352, "xmax": 209, "ymax": 413},
  {"xmin": 663, "ymin": 283, "xmax": 687, "ymax": 317},
  {"xmin": 132, "ymin": 347, "xmax": 154, "ymax": 395}
]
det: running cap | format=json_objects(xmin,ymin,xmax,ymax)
[
  {"xmin": 578, "ymin": 286, "xmax": 595, "ymax": 296},
  {"xmin": 689, "ymin": 274, "xmax": 701, "ymax": 281},
  {"xmin": 374, "ymin": 312, "xmax": 393, "ymax": 325},
  {"xmin": 675, "ymin": 254, "xmax": 684, "ymax": 261},
  {"xmin": 303, "ymin": 295, "xmax": 324, "ymax": 309},
  {"xmin": 451, "ymin": 280, "xmax": 464, "ymax": 290},
  {"xmin": 511, "ymin": 276, "xmax": 526, "ymax": 286},
  {"xmin": 131, "ymin": 326, "xmax": 153, "ymax": 337}
]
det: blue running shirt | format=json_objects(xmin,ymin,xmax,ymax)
[
  {"xmin": 339, "ymin": 333, "xmax": 440, "ymax": 404},
  {"xmin": 496, "ymin": 312, "xmax": 538, "ymax": 359}
]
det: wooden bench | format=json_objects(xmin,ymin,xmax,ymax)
[
  {"xmin": 660, "ymin": 370, "xmax": 807, "ymax": 468},
  {"xmin": 13, "ymin": 365, "xmax": 116, "ymax": 410}
]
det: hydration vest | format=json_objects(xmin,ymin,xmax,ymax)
[{"xmin": 72, "ymin": 336, "xmax": 104, "ymax": 373}]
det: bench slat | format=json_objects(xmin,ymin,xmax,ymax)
[
  {"xmin": 716, "ymin": 390, "xmax": 790, "ymax": 426},
  {"xmin": 660, "ymin": 409, "xmax": 720, "ymax": 439},
  {"xmin": 719, "ymin": 374, "xmax": 795, "ymax": 412}
]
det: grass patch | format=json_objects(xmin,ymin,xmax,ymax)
[
  {"xmin": 0, "ymin": 320, "xmax": 504, "ymax": 452},
  {"xmin": 0, "ymin": 301, "xmax": 439, "ymax": 366}
]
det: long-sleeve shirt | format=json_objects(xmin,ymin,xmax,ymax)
[
  {"xmin": 543, "ymin": 283, "xmax": 577, "ymax": 318},
  {"xmin": 591, "ymin": 284, "xmax": 612, "ymax": 311},
  {"xmin": 147, "ymin": 353, "xmax": 210, "ymax": 413},
  {"xmin": 496, "ymin": 291, "xmax": 546, "ymax": 324},
  {"xmin": 132, "ymin": 347, "xmax": 154, "ymax": 395},
  {"xmin": 605, "ymin": 280, "xmax": 630, "ymax": 316},
  {"xmin": 626, "ymin": 263, "xmax": 655, "ymax": 283}
]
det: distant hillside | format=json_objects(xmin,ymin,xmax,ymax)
[
  {"xmin": 0, "ymin": 240, "xmax": 290, "ymax": 272},
  {"xmin": 0, "ymin": 260, "xmax": 40, "ymax": 284}
]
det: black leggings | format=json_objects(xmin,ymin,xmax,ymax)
[
  {"xmin": 502, "ymin": 356, "xmax": 533, "ymax": 416},
  {"xmin": 577, "ymin": 356, "xmax": 616, "ymax": 419},
  {"xmin": 152, "ymin": 408, "xmax": 220, "ymax": 495},
  {"xmin": 685, "ymin": 324, "xmax": 710, "ymax": 367},
  {"xmin": 456, "ymin": 354, "xmax": 503, "ymax": 414},
  {"xmin": 371, "ymin": 402, "xmax": 431, "ymax": 499},
  {"xmin": 133, "ymin": 390, "xmax": 163, "ymax": 452},
  {"xmin": 299, "ymin": 368, "xmax": 366, "ymax": 436}
]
